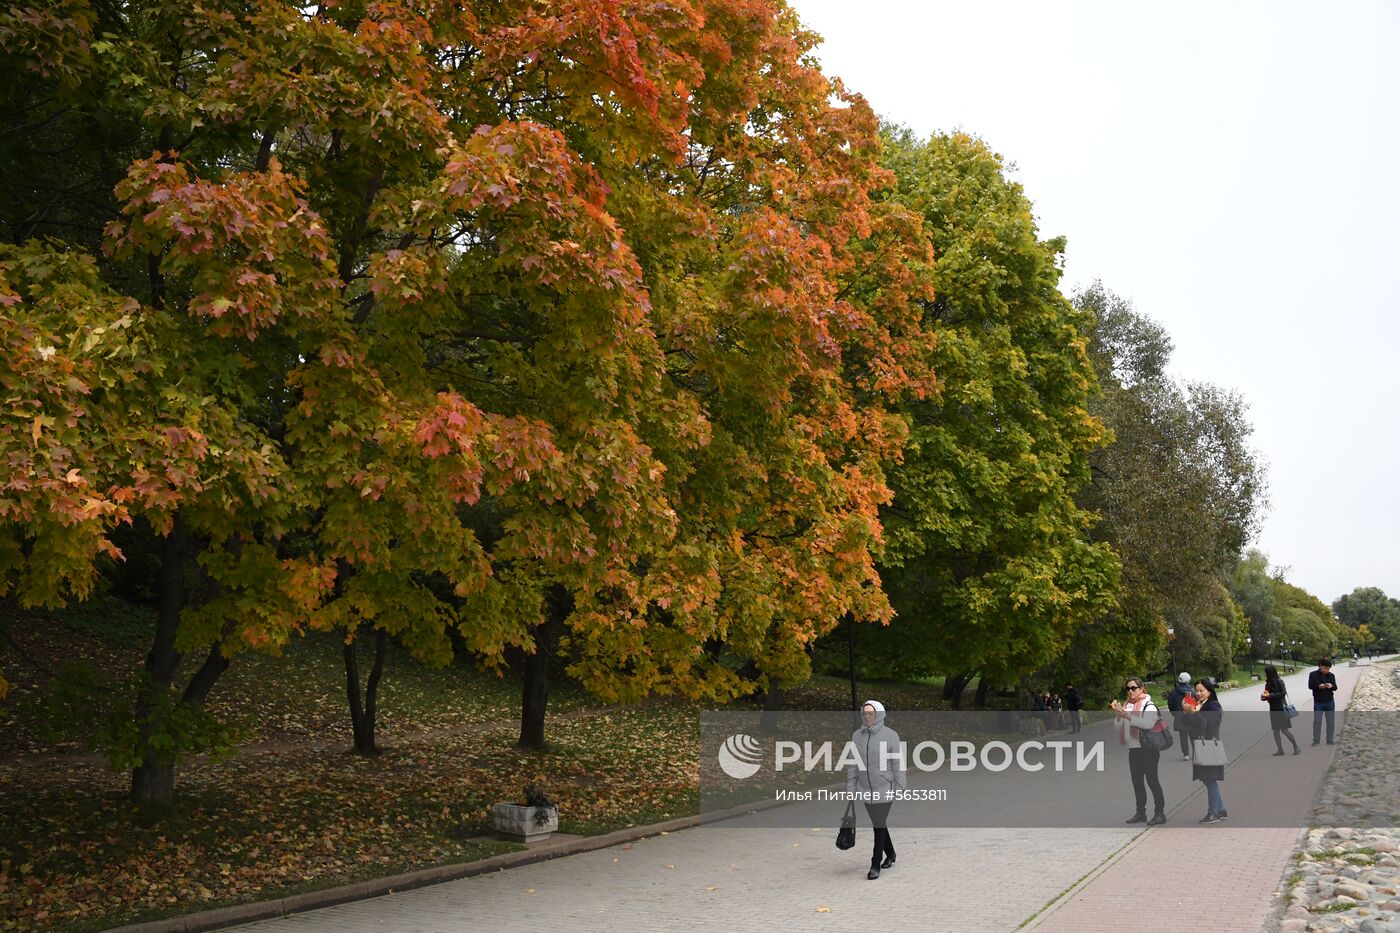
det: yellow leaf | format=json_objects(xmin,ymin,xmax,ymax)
[{"xmin": 816, "ymin": 907, "xmax": 831, "ymax": 913}]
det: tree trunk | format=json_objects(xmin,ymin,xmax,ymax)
[
  {"xmin": 130, "ymin": 517, "xmax": 185, "ymax": 808},
  {"xmin": 944, "ymin": 672, "xmax": 972, "ymax": 710},
  {"xmin": 519, "ymin": 585, "xmax": 568, "ymax": 749},
  {"xmin": 131, "ymin": 759, "xmax": 175, "ymax": 806},
  {"xmin": 758, "ymin": 677, "xmax": 785, "ymax": 733},
  {"xmin": 344, "ymin": 628, "xmax": 388, "ymax": 756},
  {"xmin": 974, "ymin": 674, "xmax": 990, "ymax": 709}
]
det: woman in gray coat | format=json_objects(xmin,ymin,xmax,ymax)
[{"xmin": 847, "ymin": 700, "xmax": 906, "ymax": 879}]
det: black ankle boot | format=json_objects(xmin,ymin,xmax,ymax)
[
  {"xmin": 867, "ymin": 865, "xmax": 881, "ymax": 880},
  {"xmin": 881, "ymin": 853, "xmax": 896, "ymax": 869},
  {"xmin": 1125, "ymin": 812, "xmax": 1147, "ymax": 824}
]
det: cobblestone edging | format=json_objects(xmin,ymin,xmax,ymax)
[{"xmin": 1280, "ymin": 661, "xmax": 1400, "ymax": 933}]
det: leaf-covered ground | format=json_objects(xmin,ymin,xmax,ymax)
[
  {"xmin": 0, "ymin": 610, "xmax": 703, "ymax": 931},
  {"xmin": 0, "ymin": 706, "xmax": 700, "ymax": 932}
]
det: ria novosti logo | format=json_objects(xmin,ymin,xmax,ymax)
[
  {"xmin": 717, "ymin": 733, "xmax": 764, "ymax": 779},
  {"xmin": 715, "ymin": 733, "xmax": 1106, "ymax": 779}
]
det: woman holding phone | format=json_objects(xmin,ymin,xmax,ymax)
[
  {"xmin": 1261, "ymin": 664, "xmax": 1300, "ymax": 755},
  {"xmin": 1110, "ymin": 677, "xmax": 1166, "ymax": 826},
  {"xmin": 1184, "ymin": 677, "xmax": 1227, "ymax": 822}
]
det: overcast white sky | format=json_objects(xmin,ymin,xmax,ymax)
[{"xmin": 789, "ymin": 0, "xmax": 1400, "ymax": 605}]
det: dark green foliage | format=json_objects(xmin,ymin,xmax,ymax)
[
  {"xmin": 1333, "ymin": 587, "xmax": 1400, "ymax": 651},
  {"xmin": 1069, "ymin": 283, "xmax": 1266, "ymax": 682},
  {"xmin": 36, "ymin": 664, "xmax": 243, "ymax": 770}
]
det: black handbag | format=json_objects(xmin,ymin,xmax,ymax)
[
  {"xmin": 835, "ymin": 801, "xmax": 857, "ymax": 850},
  {"xmin": 1141, "ymin": 719, "xmax": 1174, "ymax": 751}
]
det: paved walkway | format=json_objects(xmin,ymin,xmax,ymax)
[{"xmin": 232, "ymin": 664, "xmax": 1375, "ymax": 933}]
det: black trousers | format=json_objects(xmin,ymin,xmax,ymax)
[
  {"xmin": 1128, "ymin": 746, "xmax": 1164, "ymax": 816},
  {"xmin": 1175, "ymin": 727, "xmax": 1190, "ymax": 756},
  {"xmin": 864, "ymin": 802, "xmax": 895, "ymax": 865}
]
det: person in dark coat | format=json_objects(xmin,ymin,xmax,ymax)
[
  {"xmin": 1308, "ymin": 658, "xmax": 1338, "ymax": 745},
  {"xmin": 1064, "ymin": 683, "xmax": 1083, "ymax": 734},
  {"xmin": 1261, "ymin": 664, "xmax": 1299, "ymax": 755},
  {"xmin": 1184, "ymin": 677, "xmax": 1226, "ymax": 822}
]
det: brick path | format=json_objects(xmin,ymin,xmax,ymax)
[
  {"xmin": 1027, "ymin": 663, "xmax": 1366, "ymax": 933},
  {"xmin": 232, "ymin": 664, "xmax": 1372, "ymax": 933}
]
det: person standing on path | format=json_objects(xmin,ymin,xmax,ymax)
[
  {"xmin": 1308, "ymin": 658, "xmax": 1338, "ymax": 745},
  {"xmin": 1064, "ymin": 683, "xmax": 1083, "ymax": 734},
  {"xmin": 1167, "ymin": 671, "xmax": 1194, "ymax": 761},
  {"xmin": 1261, "ymin": 664, "xmax": 1300, "ymax": 755},
  {"xmin": 1110, "ymin": 677, "xmax": 1166, "ymax": 826},
  {"xmin": 1184, "ymin": 677, "xmax": 1227, "ymax": 822},
  {"xmin": 847, "ymin": 700, "xmax": 905, "ymax": 880}
]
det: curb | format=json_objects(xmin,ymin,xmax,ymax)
[{"xmin": 104, "ymin": 795, "xmax": 786, "ymax": 933}]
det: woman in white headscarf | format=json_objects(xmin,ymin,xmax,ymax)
[{"xmin": 846, "ymin": 700, "xmax": 906, "ymax": 879}]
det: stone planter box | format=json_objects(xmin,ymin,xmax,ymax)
[{"xmin": 490, "ymin": 803, "xmax": 558, "ymax": 843}]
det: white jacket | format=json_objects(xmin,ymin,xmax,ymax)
[{"xmin": 1117, "ymin": 696, "xmax": 1160, "ymax": 749}]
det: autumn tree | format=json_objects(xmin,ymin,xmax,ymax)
[
  {"xmin": 1, "ymin": 0, "xmax": 944, "ymax": 781},
  {"xmin": 431, "ymin": 3, "xmax": 941, "ymax": 738},
  {"xmin": 0, "ymin": 0, "xmax": 696, "ymax": 790}
]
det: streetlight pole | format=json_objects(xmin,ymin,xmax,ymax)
[
  {"xmin": 846, "ymin": 614, "xmax": 859, "ymax": 728},
  {"xmin": 1167, "ymin": 625, "xmax": 1176, "ymax": 679}
]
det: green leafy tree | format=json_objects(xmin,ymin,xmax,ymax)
[
  {"xmin": 847, "ymin": 129, "xmax": 1119, "ymax": 704},
  {"xmin": 1233, "ymin": 549, "xmax": 1282, "ymax": 659},
  {"xmin": 1070, "ymin": 284, "xmax": 1267, "ymax": 688},
  {"xmin": 1333, "ymin": 587, "xmax": 1400, "ymax": 652}
]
